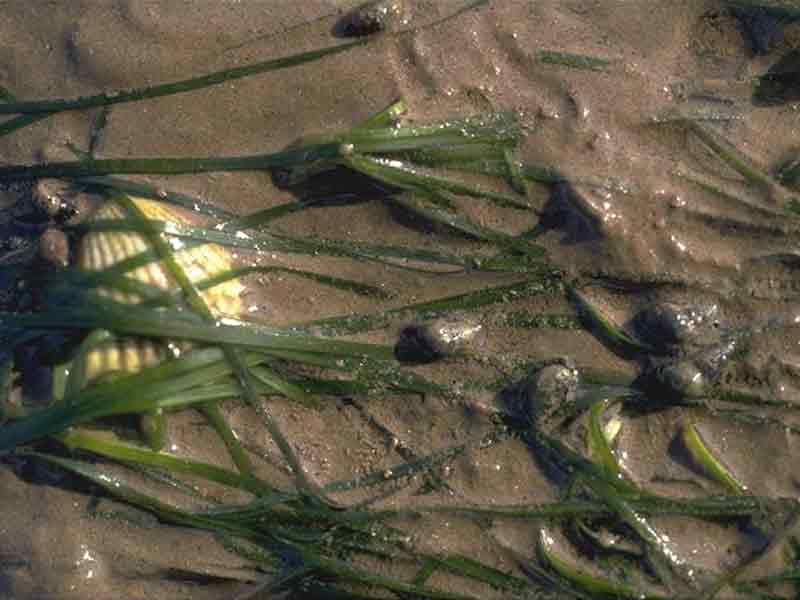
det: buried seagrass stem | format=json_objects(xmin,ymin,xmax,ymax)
[{"xmin": 0, "ymin": 143, "xmax": 344, "ymax": 180}]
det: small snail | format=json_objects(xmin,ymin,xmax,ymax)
[
  {"xmin": 503, "ymin": 358, "xmax": 580, "ymax": 428},
  {"xmin": 394, "ymin": 316, "xmax": 481, "ymax": 364},
  {"xmin": 335, "ymin": 1, "xmax": 407, "ymax": 37}
]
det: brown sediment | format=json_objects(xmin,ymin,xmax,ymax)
[{"xmin": 2, "ymin": 1, "xmax": 800, "ymax": 598}]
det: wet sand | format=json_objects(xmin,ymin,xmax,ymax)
[{"xmin": 2, "ymin": 1, "xmax": 800, "ymax": 598}]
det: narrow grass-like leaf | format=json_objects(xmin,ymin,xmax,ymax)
[
  {"xmin": 0, "ymin": 114, "xmax": 52, "ymax": 139},
  {"xmin": 344, "ymin": 153, "xmax": 531, "ymax": 210},
  {"xmin": 408, "ymin": 494, "xmax": 792, "ymax": 521},
  {"xmin": 538, "ymin": 528, "xmax": 666, "ymax": 599},
  {"xmin": 199, "ymin": 265, "xmax": 391, "ymax": 300},
  {"xmin": 0, "ymin": 143, "xmax": 344, "ymax": 180},
  {"xmin": 745, "ymin": 567, "xmax": 800, "ymax": 586},
  {"xmin": 679, "ymin": 119, "xmax": 800, "ymax": 213},
  {"xmin": 0, "ymin": 86, "xmax": 53, "ymax": 138},
  {"xmin": 777, "ymin": 152, "xmax": 800, "ymax": 188},
  {"xmin": 532, "ymin": 411, "xmax": 692, "ymax": 589},
  {"xmin": 70, "ymin": 216, "xmax": 471, "ymax": 272},
  {"xmin": 136, "ymin": 383, "xmax": 242, "ymax": 405},
  {"xmin": 686, "ymin": 120, "xmax": 777, "ymax": 189},
  {"xmin": 387, "ymin": 192, "xmax": 542, "ymax": 255},
  {"xmin": 568, "ymin": 287, "xmax": 653, "ymax": 357},
  {"xmin": 141, "ymin": 407, "xmax": 167, "ymax": 451},
  {"xmin": 681, "ymin": 421, "xmax": 747, "ymax": 495},
  {"xmin": 585, "ymin": 477, "xmax": 694, "ymax": 592},
  {"xmin": 0, "ymin": 347, "xmax": 251, "ymax": 451},
  {"xmin": 476, "ymin": 251, "xmax": 551, "ymax": 273},
  {"xmin": 198, "ymin": 402, "xmax": 253, "ymax": 475},
  {"xmin": 4, "ymin": 299, "xmax": 394, "ymax": 359},
  {"xmin": 0, "ymin": 112, "xmax": 520, "ymax": 181},
  {"xmin": 502, "ymin": 311, "xmax": 581, "ymax": 330},
  {"xmin": 400, "ymin": 143, "xmax": 506, "ymax": 170},
  {"xmin": 296, "ymin": 276, "xmax": 563, "ymax": 336},
  {"xmin": 26, "ymin": 453, "xmax": 267, "ymax": 541},
  {"xmin": 326, "ymin": 427, "xmax": 508, "ymax": 495},
  {"xmin": 353, "ymin": 98, "xmax": 407, "ymax": 130},
  {"xmin": 65, "ymin": 142, "xmax": 91, "ymax": 161},
  {"xmin": 80, "ymin": 176, "xmax": 237, "ymax": 219},
  {"xmin": 503, "ymin": 147, "xmax": 529, "ymax": 194},
  {"xmin": 520, "ymin": 163, "xmax": 565, "ymax": 184},
  {"xmin": 230, "ymin": 199, "xmax": 318, "ymax": 227},
  {"xmin": 258, "ymin": 352, "xmax": 449, "ymax": 398},
  {"xmin": 783, "ymin": 198, "xmax": 800, "ymax": 215},
  {"xmin": 63, "ymin": 329, "xmax": 114, "ymax": 401},
  {"xmin": 527, "ymin": 430, "xmax": 695, "ymax": 590},
  {"xmin": 652, "ymin": 105, "xmax": 743, "ymax": 125},
  {"xmin": 249, "ymin": 365, "xmax": 316, "ymax": 407},
  {"xmin": 588, "ymin": 399, "xmax": 625, "ymax": 480},
  {"xmin": 433, "ymin": 553, "xmax": 530, "ymax": 593},
  {"xmin": 341, "ymin": 112, "xmax": 520, "ymax": 155},
  {"xmin": 537, "ymin": 50, "xmax": 610, "ymax": 71},
  {"xmin": 675, "ymin": 169, "xmax": 788, "ymax": 219},
  {"xmin": 283, "ymin": 376, "xmax": 369, "ymax": 397},
  {"xmin": 75, "ymin": 261, "xmax": 390, "ymax": 309},
  {"xmin": 0, "ymin": 41, "xmax": 366, "ymax": 115},
  {"xmin": 413, "ymin": 559, "xmax": 438, "ymax": 587},
  {"xmin": 58, "ymin": 428, "xmax": 275, "ymax": 496},
  {"xmin": 119, "ymin": 196, "xmax": 333, "ymax": 501},
  {"xmin": 304, "ymin": 553, "xmax": 482, "ymax": 600}
]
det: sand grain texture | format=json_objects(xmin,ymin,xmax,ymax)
[{"xmin": 2, "ymin": 1, "xmax": 800, "ymax": 598}]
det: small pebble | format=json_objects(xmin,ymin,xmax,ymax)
[
  {"xmin": 336, "ymin": 0, "xmax": 406, "ymax": 37},
  {"xmin": 525, "ymin": 360, "xmax": 580, "ymax": 417},
  {"xmin": 38, "ymin": 228, "xmax": 70, "ymax": 267},
  {"xmin": 656, "ymin": 360, "xmax": 706, "ymax": 398},
  {"xmin": 504, "ymin": 358, "xmax": 579, "ymax": 426},
  {"xmin": 31, "ymin": 178, "xmax": 75, "ymax": 221},
  {"xmin": 634, "ymin": 301, "xmax": 720, "ymax": 351},
  {"xmin": 394, "ymin": 316, "xmax": 481, "ymax": 364}
]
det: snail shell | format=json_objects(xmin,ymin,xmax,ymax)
[
  {"xmin": 634, "ymin": 301, "xmax": 721, "ymax": 352},
  {"xmin": 656, "ymin": 360, "xmax": 706, "ymax": 398},
  {"xmin": 503, "ymin": 358, "xmax": 579, "ymax": 428},
  {"xmin": 336, "ymin": 0, "xmax": 406, "ymax": 37},
  {"xmin": 394, "ymin": 316, "xmax": 482, "ymax": 364},
  {"xmin": 77, "ymin": 196, "xmax": 245, "ymax": 380}
]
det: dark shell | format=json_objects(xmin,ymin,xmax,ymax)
[
  {"xmin": 38, "ymin": 227, "xmax": 70, "ymax": 267},
  {"xmin": 31, "ymin": 178, "xmax": 77, "ymax": 222},
  {"xmin": 503, "ymin": 358, "xmax": 579, "ymax": 427},
  {"xmin": 394, "ymin": 317, "xmax": 481, "ymax": 364},
  {"xmin": 634, "ymin": 301, "xmax": 721, "ymax": 351},
  {"xmin": 655, "ymin": 360, "xmax": 706, "ymax": 398},
  {"xmin": 335, "ymin": 1, "xmax": 406, "ymax": 37}
]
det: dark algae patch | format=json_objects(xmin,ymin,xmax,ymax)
[{"xmin": 3, "ymin": 1, "xmax": 800, "ymax": 598}]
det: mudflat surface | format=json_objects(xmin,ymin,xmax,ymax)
[{"xmin": 2, "ymin": 1, "xmax": 800, "ymax": 598}]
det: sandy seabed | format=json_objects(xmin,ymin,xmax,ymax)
[{"xmin": 2, "ymin": 1, "xmax": 800, "ymax": 598}]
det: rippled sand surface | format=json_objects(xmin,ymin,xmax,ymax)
[{"xmin": 2, "ymin": 1, "xmax": 800, "ymax": 598}]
